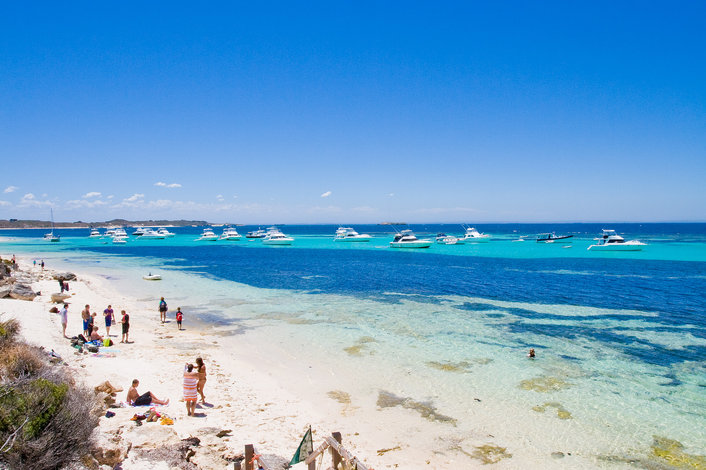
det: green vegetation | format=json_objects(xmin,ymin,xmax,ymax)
[{"xmin": 0, "ymin": 316, "xmax": 98, "ymax": 470}]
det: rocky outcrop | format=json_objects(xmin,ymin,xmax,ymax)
[
  {"xmin": 90, "ymin": 428, "xmax": 132, "ymax": 468},
  {"xmin": 51, "ymin": 293, "xmax": 72, "ymax": 303},
  {"xmin": 9, "ymin": 283, "xmax": 37, "ymax": 301},
  {"xmin": 53, "ymin": 272, "xmax": 77, "ymax": 281},
  {"xmin": 0, "ymin": 285, "xmax": 11, "ymax": 298}
]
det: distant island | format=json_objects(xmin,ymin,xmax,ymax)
[
  {"xmin": 0, "ymin": 219, "xmax": 209, "ymax": 229},
  {"xmin": 378, "ymin": 222, "xmax": 407, "ymax": 225}
]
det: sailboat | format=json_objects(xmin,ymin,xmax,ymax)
[{"xmin": 44, "ymin": 209, "xmax": 60, "ymax": 242}]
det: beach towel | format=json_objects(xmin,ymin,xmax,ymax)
[{"xmin": 183, "ymin": 376, "xmax": 198, "ymax": 401}]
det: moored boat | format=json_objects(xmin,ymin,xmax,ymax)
[
  {"xmin": 536, "ymin": 233, "xmax": 573, "ymax": 243},
  {"xmin": 390, "ymin": 230, "xmax": 432, "ymax": 248},
  {"xmin": 587, "ymin": 230, "xmax": 646, "ymax": 251},
  {"xmin": 262, "ymin": 229, "xmax": 294, "ymax": 245},
  {"xmin": 196, "ymin": 228, "xmax": 219, "ymax": 241},
  {"xmin": 220, "ymin": 227, "xmax": 242, "ymax": 240},
  {"xmin": 334, "ymin": 227, "xmax": 372, "ymax": 242},
  {"xmin": 456, "ymin": 226, "xmax": 490, "ymax": 243}
]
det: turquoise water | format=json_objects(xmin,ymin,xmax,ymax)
[{"xmin": 3, "ymin": 223, "xmax": 705, "ymax": 466}]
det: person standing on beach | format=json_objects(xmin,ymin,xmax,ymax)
[
  {"xmin": 120, "ymin": 310, "xmax": 130, "ymax": 343},
  {"xmin": 81, "ymin": 305, "xmax": 91, "ymax": 337},
  {"xmin": 41, "ymin": 260, "xmax": 44, "ymax": 270},
  {"xmin": 159, "ymin": 297, "xmax": 168, "ymax": 323},
  {"xmin": 103, "ymin": 305, "xmax": 115, "ymax": 337},
  {"xmin": 176, "ymin": 307, "xmax": 183, "ymax": 330},
  {"xmin": 183, "ymin": 363, "xmax": 199, "ymax": 416},
  {"xmin": 59, "ymin": 303, "xmax": 69, "ymax": 338},
  {"xmin": 196, "ymin": 357, "xmax": 207, "ymax": 403},
  {"xmin": 59, "ymin": 279, "xmax": 65, "ymax": 293}
]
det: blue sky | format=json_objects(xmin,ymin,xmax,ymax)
[{"xmin": 1, "ymin": 2, "xmax": 704, "ymax": 223}]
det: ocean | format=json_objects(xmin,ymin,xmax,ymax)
[{"xmin": 2, "ymin": 223, "xmax": 705, "ymax": 467}]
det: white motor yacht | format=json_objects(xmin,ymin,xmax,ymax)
[
  {"xmin": 262, "ymin": 229, "xmax": 294, "ymax": 245},
  {"xmin": 197, "ymin": 228, "xmax": 219, "ymax": 241},
  {"xmin": 132, "ymin": 227, "xmax": 147, "ymax": 236},
  {"xmin": 156, "ymin": 227, "xmax": 175, "ymax": 237},
  {"xmin": 390, "ymin": 230, "xmax": 432, "ymax": 248},
  {"xmin": 456, "ymin": 226, "xmax": 490, "ymax": 243},
  {"xmin": 246, "ymin": 228, "xmax": 267, "ymax": 238},
  {"xmin": 89, "ymin": 228, "xmax": 101, "ymax": 238},
  {"xmin": 435, "ymin": 233, "xmax": 459, "ymax": 245},
  {"xmin": 220, "ymin": 227, "xmax": 242, "ymax": 240},
  {"xmin": 139, "ymin": 228, "xmax": 165, "ymax": 239},
  {"xmin": 587, "ymin": 230, "xmax": 646, "ymax": 251},
  {"xmin": 334, "ymin": 227, "xmax": 372, "ymax": 242}
]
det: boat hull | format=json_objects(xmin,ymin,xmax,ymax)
[
  {"xmin": 390, "ymin": 241, "xmax": 432, "ymax": 248},
  {"xmin": 587, "ymin": 243, "xmax": 645, "ymax": 251}
]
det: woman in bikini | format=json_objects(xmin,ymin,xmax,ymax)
[{"xmin": 196, "ymin": 357, "xmax": 207, "ymax": 403}]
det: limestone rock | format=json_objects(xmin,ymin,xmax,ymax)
[
  {"xmin": 51, "ymin": 292, "xmax": 72, "ymax": 303},
  {"xmin": 53, "ymin": 272, "xmax": 77, "ymax": 281},
  {"xmin": 91, "ymin": 429, "xmax": 131, "ymax": 468},
  {"xmin": 0, "ymin": 285, "xmax": 11, "ymax": 299},
  {"xmin": 9, "ymin": 283, "xmax": 37, "ymax": 301}
]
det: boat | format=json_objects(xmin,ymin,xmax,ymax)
[
  {"xmin": 156, "ymin": 227, "xmax": 175, "ymax": 237},
  {"xmin": 139, "ymin": 228, "xmax": 165, "ymax": 239},
  {"xmin": 143, "ymin": 273, "xmax": 162, "ymax": 280},
  {"xmin": 262, "ymin": 228, "xmax": 294, "ymax": 245},
  {"xmin": 246, "ymin": 228, "xmax": 267, "ymax": 238},
  {"xmin": 334, "ymin": 227, "xmax": 372, "ymax": 242},
  {"xmin": 390, "ymin": 230, "xmax": 432, "ymax": 248},
  {"xmin": 196, "ymin": 228, "xmax": 219, "ymax": 241},
  {"xmin": 435, "ymin": 233, "xmax": 459, "ymax": 245},
  {"xmin": 220, "ymin": 227, "xmax": 242, "ymax": 240},
  {"xmin": 89, "ymin": 228, "xmax": 101, "ymax": 238},
  {"xmin": 44, "ymin": 209, "xmax": 60, "ymax": 242},
  {"xmin": 587, "ymin": 230, "xmax": 646, "ymax": 251},
  {"xmin": 536, "ymin": 233, "xmax": 574, "ymax": 243},
  {"xmin": 112, "ymin": 236, "xmax": 127, "ymax": 244},
  {"xmin": 456, "ymin": 226, "xmax": 490, "ymax": 243},
  {"xmin": 132, "ymin": 227, "xmax": 147, "ymax": 236}
]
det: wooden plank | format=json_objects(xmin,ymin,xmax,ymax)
[
  {"xmin": 245, "ymin": 444, "xmax": 254, "ymax": 470},
  {"xmin": 331, "ymin": 432, "xmax": 342, "ymax": 469},
  {"xmin": 251, "ymin": 446, "xmax": 275, "ymax": 470},
  {"xmin": 324, "ymin": 435, "xmax": 370, "ymax": 470},
  {"xmin": 305, "ymin": 440, "xmax": 330, "ymax": 467}
]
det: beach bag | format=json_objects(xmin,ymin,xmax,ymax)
[
  {"xmin": 87, "ymin": 345, "xmax": 99, "ymax": 353},
  {"xmin": 103, "ymin": 338, "xmax": 113, "ymax": 347}
]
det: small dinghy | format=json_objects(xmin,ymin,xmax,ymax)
[{"xmin": 143, "ymin": 273, "xmax": 162, "ymax": 281}]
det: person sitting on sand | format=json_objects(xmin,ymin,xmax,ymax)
[
  {"xmin": 196, "ymin": 357, "xmax": 207, "ymax": 403},
  {"xmin": 126, "ymin": 379, "xmax": 169, "ymax": 406},
  {"xmin": 183, "ymin": 363, "xmax": 199, "ymax": 416},
  {"xmin": 90, "ymin": 326, "xmax": 103, "ymax": 342}
]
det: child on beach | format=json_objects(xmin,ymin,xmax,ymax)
[
  {"xmin": 159, "ymin": 297, "xmax": 168, "ymax": 323},
  {"xmin": 120, "ymin": 310, "xmax": 130, "ymax": 343},
  {"xmin": 176, "ymin": 307, "xmax": 183, "ymax": 330}
]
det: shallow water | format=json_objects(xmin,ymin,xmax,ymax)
[{"xmin": 3, "ymin": 223, "xmax": 706, "ymax": 465}]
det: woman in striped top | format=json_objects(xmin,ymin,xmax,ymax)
[{"xmin": 183, "ymin": 363, "xmax": 199, "ymax": 416}]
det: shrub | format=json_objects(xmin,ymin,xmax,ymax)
[{"xmin": 0, "ymin": 318, "xmax": 20, "ymax": 350}]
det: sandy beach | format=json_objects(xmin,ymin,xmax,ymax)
[{"xmin": 2, "ymin": 255, "xmax": 385, "ymax": 469}]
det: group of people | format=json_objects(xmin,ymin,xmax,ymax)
[
  {"xmin": 61, "ymin": 303, "xmax": 130, "ymax": 343},
  {"xmin": 158, "ymin": 297, "xmax": 185, "ymax": 330},
  {"xmin": 126, "ymin": 357, "xmax": 207, "ymax": 417}
]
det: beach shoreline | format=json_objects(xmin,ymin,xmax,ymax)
[{"xmin": 2, "ymin": 250, "xmax": 703, "ymax": 469}]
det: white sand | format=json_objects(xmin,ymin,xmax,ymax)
[{"xmin": 1, "ymin": 254, "xmax": 608, "ymax": 469}]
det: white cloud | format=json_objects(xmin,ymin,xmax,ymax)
[
  {"xmin": 66, "ymin": 199, "xmax": 107, "ymax": 209},
  {"xmin": 18, "ymin": 193, "xmax": 53, "ymax": 208},
  {"xmin": 216, "ymin": 195, "xmax": 224, "ymax": 202},
  {"xmin": 155, "ymin": 182, "xmax": 182, "ymax": 188},
  {"xmin": 82, "ymin": 192, "xmax": 101, "ymax": 199},
  {"xmin": 107, "ymin": 195, "xmax": 114, "ymax": 199},
  {"xmin": 320, "ymin": 191, "xmax": 332, "ymax": 198},
  {"xmin": 125, "ymin": 193, "xmax": 144, "ymax": 202},
  {"xmin": 3, "ymin": 186, "xmax": 18, "ymax": 193},
  {"xmin": 0, "ymin": 200, "xmax": 10, "ymax": 207},
  {"xmin": 388, "ymin": 193, "xmax": 395, "ymax": 197}
]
